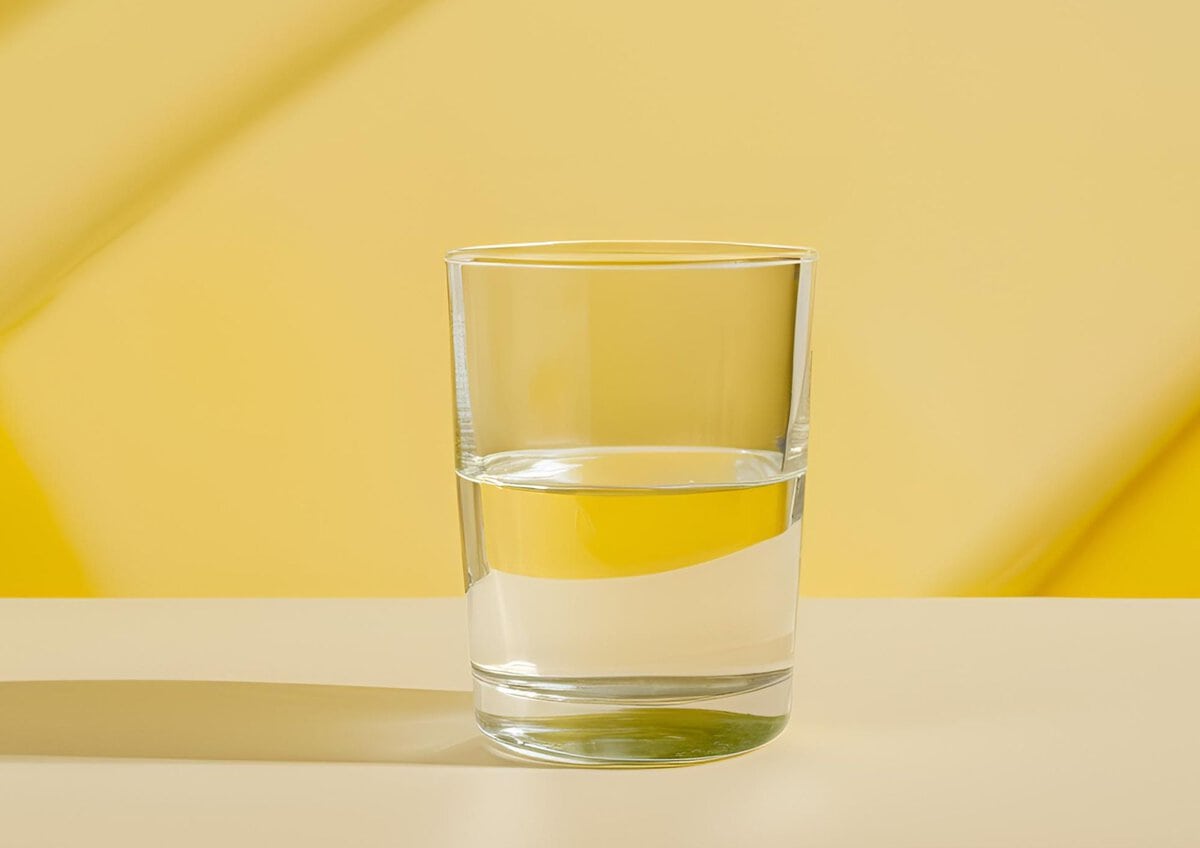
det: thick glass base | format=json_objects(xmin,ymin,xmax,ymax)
[{"xmin": 473, "ymin": 667, "xmax": 791, "ymax": 766}]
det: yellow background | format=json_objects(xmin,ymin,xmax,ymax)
[{"xmin": 2, "ymin": 0, "xmax": 1198, "ymax": 597}]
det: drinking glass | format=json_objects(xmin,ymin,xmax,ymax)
[{"xmin": 446, "ymin": 241, "xmax": 816, "ymax": 765}]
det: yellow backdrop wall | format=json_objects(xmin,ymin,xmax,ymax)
[{"xmin": 2, "ymin": 0, "xmax": 1198, "ymax": 596}]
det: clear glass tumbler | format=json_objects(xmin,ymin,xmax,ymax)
[{"xmin": 446, "ymin": 241, "xmax": 816, "ymax": 765}]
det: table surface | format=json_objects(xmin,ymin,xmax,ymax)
[{"xmin": 2, "ymin": 598, "xmax": 1198, "ymax": 847}]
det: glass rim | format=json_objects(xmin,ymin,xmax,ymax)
[{"xmin": 444, "ymin": 240, "xmax": 818, "ymax": 270}]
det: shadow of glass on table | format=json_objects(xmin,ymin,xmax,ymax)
[{"xmin": 0, "ymin": 680, "xmax": 531, "ymax": 767}]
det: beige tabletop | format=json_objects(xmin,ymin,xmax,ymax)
[{"xmin": 1, "ymin": 598, "xmax": 1198, "ymax": 847}]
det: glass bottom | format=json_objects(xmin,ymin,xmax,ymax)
[{"xmin": 473, "ymin": 667, "xmax": 792, "ymax": 766}]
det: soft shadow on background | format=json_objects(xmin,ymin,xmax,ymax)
[{"xmin": 0, "ymin": 680, "xmax": 521, "ymax": 767}]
